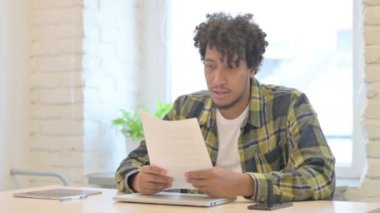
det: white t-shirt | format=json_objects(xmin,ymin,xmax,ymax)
[{"xmin": 215, "ymin": 106, "xmax": 249, "ymax": 173}]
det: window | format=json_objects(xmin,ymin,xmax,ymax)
[{"xmin": 168, "ymin": 0, "xmax": 363, "ymax": 178}]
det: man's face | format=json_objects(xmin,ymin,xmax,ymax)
[{"xmin": 204, "ymin": 46, "xmax": 255, "ymax": 114}]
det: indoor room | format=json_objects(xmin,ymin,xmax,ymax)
[{"xmin": 1, "ymin": 0, "xmax": 380, "ymax": 212}]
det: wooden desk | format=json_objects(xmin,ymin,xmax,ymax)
[{"xmin": 1, "ymin": 185, "xmax": 380, "ymax": 213}]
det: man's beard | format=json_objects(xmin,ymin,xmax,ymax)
[{"xmin": 213, "ymin": 92, "xmax": 245, "ymax": 110}]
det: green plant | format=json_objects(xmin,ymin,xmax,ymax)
[{"xmin": 112, "ymin": 100, "xmax": 172, "ymax": 141}]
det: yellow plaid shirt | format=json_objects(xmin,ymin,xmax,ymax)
[{"xmin": 116, "ymin": 78, "xmax": 335, "ymax": 202}]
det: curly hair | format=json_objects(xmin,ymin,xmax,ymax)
[{"xmin": 193, "ymin": 12, "xmax": 268, "ymax": 72}]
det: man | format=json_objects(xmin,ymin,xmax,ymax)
[{"xmin": 116, "ymin": 12, "xmax": 335, "ymax": 202}]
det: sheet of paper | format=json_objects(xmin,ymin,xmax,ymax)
[{"xmin": 140, "ymin": 111, "xmax": 213, "ymax": 189}]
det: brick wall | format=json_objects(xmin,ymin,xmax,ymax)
[
  {"xmin": 29, "ymin": 0, "xmax": 139, "ymax": 185},
  {"xmin": 81, "ymin": 0, "xmax": 140, "ymax": 176},
  {"xmin": 30, "ymin": 0, "xmax": 86, "ymax": 184},
  {"xmin": 28, "ymin": 0, "xmax": 380, "ymax": 199},
  {"xmin": 343, "ymin": 0, "xmax": 380, "ymax": 201}
]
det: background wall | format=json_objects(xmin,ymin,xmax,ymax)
[
  {"xmin": 1, "ymin": 0, "xmax": 168, "ymax": 190},
  {"xmin": 0, "ymin": 0, "xmax": 30, "ymax": 190},
  {"xmin": 2, "ymin": 0, "xmax": 380, "ymax": 202},
  {"xmin": 26, "ymin": 0, "xmax": 169, "ymax": 186},
  {"xmin": 343, "ymin": 0, "xmax": 380, "ymax": 202},
  {"xmin": 28, "ymin": 0, "xmax": 142, "ymax": 185}
]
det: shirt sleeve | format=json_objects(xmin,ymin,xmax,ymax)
[
  {"xmin": 115, "ymin": 140, "xmax": 149, "ymax": 193},
  {"xmin": 247, "ymin": 93, "xmax": 336, "ymax": 202}
]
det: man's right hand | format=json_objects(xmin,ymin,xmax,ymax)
[{"xmin": 132, "ymin": 166, "xmax": 173, "ymax": 195}]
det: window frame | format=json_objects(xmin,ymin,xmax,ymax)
[
  {"xmin": 163, "ymin": 0, "xmax": 364, "ymax": 179},
  {"xmin": 334, "ymin": 0, "xmax": 365, "ymax": 179}
]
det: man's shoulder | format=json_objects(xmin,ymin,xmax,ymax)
[
  {"xmin": 175, "ymin": 90, "xmax": 211, "ymax": 103},
  {"xmin": 252, "ymin": 82, "xmax": 313, "ymax": 121},
  {"xmin": 259, "ymin": 83, "xmax": 304, "ymax": 99},
  {"xmin": 172, "ymin": 90, "xmax": 211, "ymax": 118}
]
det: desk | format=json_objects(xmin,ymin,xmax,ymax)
[{"xmin": 1, "ymin": 185, "xmax": 380, "ymax": 213}]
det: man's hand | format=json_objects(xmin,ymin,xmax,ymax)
[
  {"xmin": 133, "ymin": 166, "xmax": 173, "ymax": 195},
  {"xmin": 185, "ymin": 167, "xmax": 254, "ymax": 198}
]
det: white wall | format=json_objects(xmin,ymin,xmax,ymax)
[
  {"xmin": 29, "ymin": 0, "xmax": 86, "ymax": 184},
  {"xmin": 343, "ymin": 0, "xmax": 380, "ymax": 202},
  {"xmin": 1, "ymin": 0, "xmax": 169, "ymax": 189},
  {"xmin": 82, "ymin": 0, "xmax": 140, "ymax": 175},
  {"xmin": 137, "ymin": 0, "xmax": 170, "ymax": 107},
  {"xmin": 28, "ymin": 0, "xmax": 141, "ymax": 184},
  {"xmin": 0, "ymin": 0, "xmax": 30, "ymax": 190},
  {"xmin": 2, "ymin": 0, "xmax": 380, "ymax": 201}
]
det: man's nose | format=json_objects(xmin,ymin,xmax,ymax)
[{"xmin": 213, "ymin": 69, "xmax": 227, "ymax": 85}]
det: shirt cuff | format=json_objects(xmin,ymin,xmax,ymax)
[
  {"xmin": 246, "ymin": 173, "xmax": 269, "ymax": 202},
  {"xmin": 124, "ymin": 169, "xmax": 140, "ymax": 193}
]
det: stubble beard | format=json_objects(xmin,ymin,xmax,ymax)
[{"xmin": 213, "ymin": 92, "xmax": 245, "ymax": 110}]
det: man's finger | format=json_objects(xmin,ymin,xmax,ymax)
[
  {"xmin": 144, "ymin": 174, "xmax": 172, "ymax": 184},
  {"xmin": 141, "ymin": 166, "xmax": 167, "ymax": 175},
  {"xmin": 139, "ymin": 179, "xmax": 170, "ymax": 195},
  {"xmin": 143, "ymin": 181, "xmax": 168, "ymax": 190},
  {"xmin": 186, "ymin": 171, "xmax": 209, "ymax": 180}
]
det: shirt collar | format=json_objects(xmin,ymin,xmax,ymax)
[{"xmin": 198, "ymin": 77, "xmax": 263, "ymax": 128}]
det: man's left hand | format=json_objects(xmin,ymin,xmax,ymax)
[{"xmin": 185, "ymin": 167, "xmax": 254, "ymax": 198}]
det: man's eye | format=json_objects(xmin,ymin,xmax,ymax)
[
  {"xmin": 228, "ymin": 65, "xmax": 237, "ymax": 70},
  {"xmin": 204, "ymin": 63, "xmax": 215, "ymax": 69}
]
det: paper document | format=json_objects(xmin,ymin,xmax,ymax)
[{"xmin": 140, "ymin": 111, "xmax": 213, "ymax": 189}]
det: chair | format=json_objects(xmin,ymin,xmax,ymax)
[{"xmin": 10, "ymin": 168, "xmax": 69, "ymax": 189}]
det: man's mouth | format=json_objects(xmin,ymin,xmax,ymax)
[{"xmin": 211, "ymin": 89, "xmax": 230, "ymax": 100}]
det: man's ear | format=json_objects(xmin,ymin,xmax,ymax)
[{"xmin": 249, "ymin": 68, "xmax": 256, "ymax": 77}]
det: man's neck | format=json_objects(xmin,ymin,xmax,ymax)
[
  {"xmin": 217, "ymin": 81, "xmax": 252, "ymax": 119},
  {"xmin": 218, "ymin": 100, "xmax": 250, "ymax": 119}
]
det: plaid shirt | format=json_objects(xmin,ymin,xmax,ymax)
[{"xmin": 116, "ymin": 78, "xmax": 335, "ymax": 202}]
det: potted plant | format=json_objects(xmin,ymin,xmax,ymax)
[{"xmin": 112, "ymin": 100, "xmax": 172, "ymax": 151}]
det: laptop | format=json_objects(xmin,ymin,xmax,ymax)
[
  {"xmin": 14, "ymin": 188, "xmax": 102, "ymax": 201},
  {"xmin": 113, "ymin": 192, "xmax": 236, "ymax": 207}
]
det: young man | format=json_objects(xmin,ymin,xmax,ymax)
[{"xmin": 116, "ymin": 12, "xmax": 335, "ymax": 202}]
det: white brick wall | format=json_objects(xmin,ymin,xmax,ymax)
[
  {"xmin": 31, "ymin": 7, "xmax": 83, "ymax": 25},
  {"xmin": 30, "ymin": 72, "xmax": 83, "ymax": 89},
  {"xmin": 364, "ymin": 120, "xmax": 380, "ymax": 139},
  {"xmin": 31, "ymin": 39, "xmax": 84, "ymax": 56},
  {"xmin": 30, "ymin": 135, "xmax": 83, "ymax": 151},
  {"xmin": 81, "ymin": 0, "xmax": 140, "ymax": 175},
  {"xmin": 344, "ymin": 0, "xmax": 380, "ymax": 201},
  {"xmin": 31, "ymin": 0, "xmax": 83, "ymax": 9},
  {"xmin": 365, "ymin": 64, "xmax": 380, "ymax": 82},
  {"xmin": 29, "ymin": 0, "xmax": 139, "ymax": 186},
  {"xmin": 30, "ymin": 0, "xmax": 86, "ymax": 185},
  {"xmin": 28, "ymin": 0, "xmax": 380, "ymax": 197},
  {"xmin": 31, "ymin": 56, "xmax": 82, "ymax": 72}
]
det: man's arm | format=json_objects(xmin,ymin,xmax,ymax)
[
  {"xmin": 187, "ymin": 93, "xmax": 335, "ymax": 201},
  {"xmin": 115, "ymin": 141, "xmax": 150, "ymax": 193},
  {"xmin": 248, "ymin": 93, "xmax": 335, "ymax": 202}
]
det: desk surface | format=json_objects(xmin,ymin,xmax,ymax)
[{"xmin": 1, "ymin": 185, "xmax": 380, "ymax": 213}]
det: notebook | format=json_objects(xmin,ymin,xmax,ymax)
[
  {"xmin": 13, "ymin": 188, "xmax": 102, "ymax": 201},
  {"xmin": 113, "ymin": 192, "xmax": 236, "ymax": 207}
]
